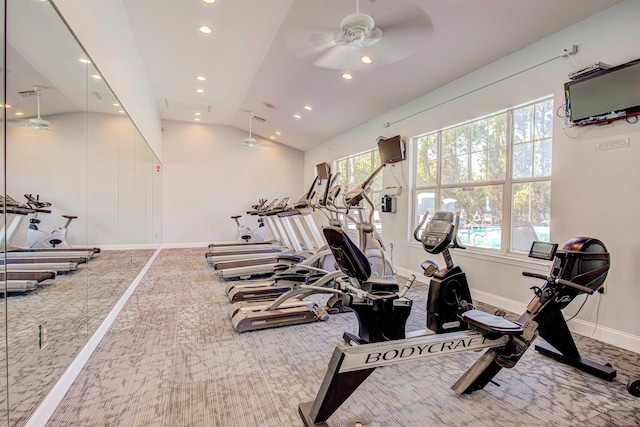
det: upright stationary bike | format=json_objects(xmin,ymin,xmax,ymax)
[{"xmin": 24, "ymin": 194, "xmax": 76, "ymax": 249}]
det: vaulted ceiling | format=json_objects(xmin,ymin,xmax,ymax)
[{"xmin": 8, "ymin": 0, "xmax": 623, "ymax": 152}]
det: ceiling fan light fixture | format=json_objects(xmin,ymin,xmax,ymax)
[{"xmin": 360, "ymin": 55, "xmax": 373, "ymax": 64}]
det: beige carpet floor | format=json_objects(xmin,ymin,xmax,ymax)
[
  {"xmin": 45, "ymin": 248, "xmax": 640, "ymax": 426},
  {"xmin": 1, "ymin": 249, "xmax": 157, "ymax": 427}
]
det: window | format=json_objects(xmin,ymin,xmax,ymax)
[
  {"xmin": 411, "ymin": 97, "xmax": 552, "ymax": 253},
  {"xmin": 334, "ymin": 149, "xmax": 382, "ymax": 232}
]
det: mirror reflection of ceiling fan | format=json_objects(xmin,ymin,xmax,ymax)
[
  {"xmin": 5, "ymin": 85, "xmax": 51, "ymax": 131},
  {"xmin": 242, "ymin": 111, "xmax": 265, "ymax": 148},
  {"xmin": 291, "ymin": 0, "xmax": 433, "ymax": 71}
]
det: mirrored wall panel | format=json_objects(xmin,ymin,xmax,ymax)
[{"xmin": 1, "ymin": 0, "xmax": 162, "ymax": 425}]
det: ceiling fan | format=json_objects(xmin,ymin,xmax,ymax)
[
  {"xmin": 290, "ymin": 0, "xmax": 433, "ymax": 71},
  {"xmin": 19, "ymin": 86, "xmax": 50, "ymax": 131},
  {"xmin": 243, "ymin": 111, "xmax": 259, "ymax": 148}
]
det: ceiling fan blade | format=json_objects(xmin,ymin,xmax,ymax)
[
  {"xmin": 312, "ymin": 44, "xmax": 367, "ymax": 71},
  {"xmin": 287, "ymin": 29, "xmax": 341, "ymax": 59},
  {"xmin": 363, "ymin": 3, "xmax": 433, "ymax": 65}
]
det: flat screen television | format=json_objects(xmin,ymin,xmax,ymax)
[
  {"xmin": 315, "ymin": 162, "xmax": 330, "ymax": 179},
  {"xmin": 377, "ymin": 135, "xmax": 405, "ymax": 164},
  {"xmin": 565, "ymin": 58, "xmax": 640, "ymax": 126}
]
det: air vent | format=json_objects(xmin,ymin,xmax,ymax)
[
  {"xmin": 165, "ymin": 99, "xmax": 211, "ymax": 112},
  {"xmin": 93, "ymin": 91, "xmax": 118, "ymax": 101},
  {"xmin": 18, "ymin": 90, "xmax": 37, "ymax": 97},
  {"xmin": 253, "ymin": 115, "xmax": 266, "ymax": 123}
]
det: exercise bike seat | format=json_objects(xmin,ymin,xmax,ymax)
[
  {"xmin": 62, "ymin": 215, "xmax": 78, "ymax": 219},
  {"xmin": 462, "ymin": 309, "xmax": 523, "ymax": 335},
  {"xmin": 362, "ymin": 276, "xmax": 399, "ymax": 293}
]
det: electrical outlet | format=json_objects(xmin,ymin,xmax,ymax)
[
  {"xmin": 39, "ymin": 322, "xmax": 48, "ymax": 349},
  {"xmin": 563, "ymin": 45, "xmax": 578, "ymax": 56},
  {"xmin": 598, "ymin": 281, "xmax": 608, "ymax": 294}
]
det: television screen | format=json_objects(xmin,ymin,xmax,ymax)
[
  {"xmin": 315, "ymin": 162, "xmax": 330, "ymax": 179},
  {"xmin": 565, "ymin": 58, "xmax": 640, "ymax": 126},
  {"xmin": 377, "ymin": 135, "xmax": 405, "ymax": 164}
]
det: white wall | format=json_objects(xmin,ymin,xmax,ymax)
[
  {"xmin": 161, "ymin": 120, "xmax": 305, "ymax": 245},
  {"xmin": 3, "ymin": 112, "xmax": 155, "ymax": 249},
  {"xmin": 53, "ymin": 0, "xmax": 163, "ymax": 161},
  {"xmin": 304, "ymin": 1, "xmax": 640, "ymax": 351}
]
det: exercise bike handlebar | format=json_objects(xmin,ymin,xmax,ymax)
[{"xmin": 522, "ymin": 271, "xmax": 594, "ymax": 295}]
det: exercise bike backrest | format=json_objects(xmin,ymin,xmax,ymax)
[{"xmin": 322, "ymin": 225, "xmax": 371, "ymax": 284}]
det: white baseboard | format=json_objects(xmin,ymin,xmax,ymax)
[
  {"xmin": 161, "ymin": 241, "xmax": 210, "ymax": 249},
  {"xmin": 93, "ymin": 244, "xmax": 162, "ymax": 251},
  {"xmin": 395, "ymin": 267, "xmax": 640, "ymax": 354},
  {"xmin": 25, "ymin": 247, "xmax": 163, "ymax": 427}
]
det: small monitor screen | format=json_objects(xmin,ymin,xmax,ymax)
[
  {"xmin": 528, "ymin": 241, "xmax": 558, "ymax": 261},
  {"xmin": 315, "ymin": 162, "xmax": 330, "ymax": 179},
  {"xmin": 377, "ymin": 135, "xmax": 405, "ymax": 164}
]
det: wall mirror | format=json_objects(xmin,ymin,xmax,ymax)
[{"xmin": 1, "ymin": 0, "xmax": 162, "ymax": 425}]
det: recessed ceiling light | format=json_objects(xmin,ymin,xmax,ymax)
[
  {"xmin": 303, "ymin": 105, "xmax": 313, "ymax": 111},
  {"xmin": 91, "ymin": 74, "xmax": 102, "ymax": 80},
  {"xmin": 201, "ymin": 0, "xmax": 216, "ymax": 3},
  {"xmin": 270, "ymin": 136, "xmax": 276, "ymax": 139},
  {"xmin": 293, "ymin": 114, "xmax": 302, "ymax": 119},
  {"xmin": 113, "ymin": 103, "xmax": 120, "ymax": 107},
  {"xmin": 15, "ymin": 112, "xmax": 24, "ymax": 116},
  {"xmin": 195, "ymin": 89, "xmax": 205, "ymax": 94},
  {"xmin": 275, "ymin": 131, "xmax": 281, "ymax": 135},
  {"xmin": 196, "ymin": 76, "xmax": 206, "ymax": 81},
  {"xmin": 341, "ymin": 72, "xmax": 353, "ymax": 80},
  {"xmin": 360, "ymin": 55, "xmax": 373, "ymax": 65},
  {"xmin": 78, "ymin": 58, "xmax": 92, "ymax": 64},
  {"xmin": 1, "ymin": 104, "xmax": 11, "ymax": 108},
  {"xmin": 198, "ymin": 25, "xmax": 212, "ymax": 34},
  {"xmin": 118, "ymin": 110, "xmax": 125, "ymax": 113},
  {"xmin": 195, "ymin": 112, "xmax": 202, "ymax": 116},
  {"xmin": 194, "ymin": 118, "xmax": 201, "ymax": 121}
]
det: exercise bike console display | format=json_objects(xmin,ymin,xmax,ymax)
[
  {"xmin": 422, "ymin": 215, "xmax": 454, "ymax": 254},
  {"xmin": 528, "ymin": 241, "xmax": 558, "ymax": 260}
]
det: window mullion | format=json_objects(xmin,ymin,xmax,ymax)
[{"xmin": 503, "ymin": 109, "xmax": 514, "ymax": 253}]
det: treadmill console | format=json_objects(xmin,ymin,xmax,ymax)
[{"xmin": 421, "ymin": 211, "xmax": 455, "ymax": 254}]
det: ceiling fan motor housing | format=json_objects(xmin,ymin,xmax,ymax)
[{"xmin": 340, "ymin": 13, "xmax": 381, "ymax": 47}]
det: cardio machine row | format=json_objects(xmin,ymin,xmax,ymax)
[
  {"xmin": 1, "ymin": 194, "xmax": 100, "ymax": 294},
  {"xmin": 210, "ymin": 137, "xmax": 401, "ymax": 333}
]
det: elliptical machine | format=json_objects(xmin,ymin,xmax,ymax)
[{"xmin": 24, "ymin": 194, "xmax": 76, "ymax": 249}]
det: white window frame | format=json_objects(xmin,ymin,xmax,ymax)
[
  {"xmin": 409, "ymin": 96, "xmax": 553, "ymax": 254},
  {"xmin": 333, "ymin": 148, "xmax": 383, "ymax": 233}
]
